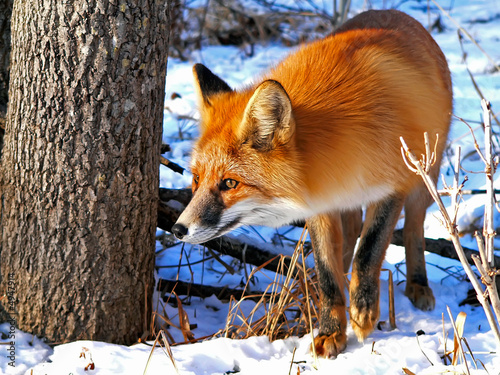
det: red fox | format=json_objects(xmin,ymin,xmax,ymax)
[{"xmin": 172, "ymin": 9, "xmax": 452, "ymax": 358}]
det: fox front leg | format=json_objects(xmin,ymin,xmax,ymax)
[
  {"xmin": 349, "ymin": 195, "xmax": 404, "ymax": 341},
  {"xmin": 308, "ymin": 212, "xmax": 347, "ymax": 358}
]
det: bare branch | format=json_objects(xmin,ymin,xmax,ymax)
[
  {"xmin": 431, "ymin": 0, "xmax": 500, "ymax": 73},
  {"xmin": 482, "ymin": 100, "xmax": 496, "ymax": 268},
  {"xmin": 400, "ymin": 125, "xmax": 500, "ymax": 347},
  {"xmin": 391, "ymin": 229, "xmax": 500, "ymax": 267},
  {"xmin": 451, "ymin": 146, "xmax": 462, "ymax": 224},
  {"xmin": 160, "ymin": 156, "xmax": 185, "ymax": 175},
  {"xmin": 453, "ymin": 115, "xmax": 487, "ymax": 165}
]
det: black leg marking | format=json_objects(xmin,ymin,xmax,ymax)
[
  {"xmin": 315, "ymin": 255, "xmax": 345, "ymax": 334},
  {"xmin": 350, "ymin": 195, "xmax": 404, "ymax": 339},
  {"xmin": 353, "ymin": 195, "xmax": 404, "ymax": 276},
  {"xmin": 410, "ymin": 265, "xmax": 429, "ymax": 287}
]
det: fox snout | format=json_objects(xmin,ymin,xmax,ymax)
[
  {"xmin": 170, "ymin": 185, "xmax": 244, "ymax": 244},
  {"xmin": 171, "ymin": 214, "xmax": 216, "ymax": 244}
]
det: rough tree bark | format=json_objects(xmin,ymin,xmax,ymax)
[
  {"xmin": 0, "ymin": 0, "xmax": 13, "ymax": 155},
  {"xmin": 0, "ymin": 0, "xmax": 170, "ymax": 345}
]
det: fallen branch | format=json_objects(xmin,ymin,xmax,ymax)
[
  {"xmin": 438, "ymin": 189, "xmax": 500, "ymax": 196},
  {"xmin": 391, "ymin": 229, "xmax": 500, "ymax": 267},
  {"xmin": 157, "ymin": 279, "xmax": 269, "ymax": 302}
]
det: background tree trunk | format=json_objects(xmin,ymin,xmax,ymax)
[
  {"xmin": 0, "ymin": 0, "xmax": 13, "ymax": 156},
  {"xmin": 0, "ymin": 0, "xmax": 170, "ymax": 345}
]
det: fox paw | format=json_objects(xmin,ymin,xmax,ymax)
[
  {"xmin": 349, "ymin": 279, "xmax": 380, "ymax": 342},
  {"xmin": 350, "ymin": 302, "xmax": 379, "ymax": 342},
  {"xmin": 312, "ymin": 331, "xmax": 347, "ymax": 358},
  {"xmin": 405, "ymin": 283, "xmax": 435, "ymax": 311}
]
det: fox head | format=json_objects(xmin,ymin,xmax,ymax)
[{"xmin": 171, "ymin": 64, "xmax": 304, "ymax": 244}]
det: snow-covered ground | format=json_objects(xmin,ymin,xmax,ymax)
[{"xmin": 4, "ymin": 0, "xmax": 500, "ymax": 374}]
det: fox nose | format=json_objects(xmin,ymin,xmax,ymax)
[{"xmin": 172, "ymin": 223, "xmax": 188, "ymax": 240}]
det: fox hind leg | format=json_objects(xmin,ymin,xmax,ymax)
[
  {"xmin": 403, "ymin": 182, "xmax": 436, "ymax": 311},
  {"xmin": 308, "ymin": 212, "xmax": 347, "ymax": 358},
  {"xmin": 350, "ymin": 195, "xmax": 404, "ymax": 341}
]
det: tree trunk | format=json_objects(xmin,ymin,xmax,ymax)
[
  {"xmin": 0, "ymin": 0, "xmax": 170, "ymax": 345},
  {"xmin": 0, "ymin": 0, "xmax": 12, "ymax": 155}
]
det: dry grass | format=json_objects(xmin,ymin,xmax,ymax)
[
  {"xmin": 152, "ymin": 226, "xmax": 322, "ymax": 345},
  {"xmin": 154, "ymin": 225, "xmax": 399, "ymax": 347},
  {"xmin": 220, "ymin": 227, "xmax": 320, "ymax": 342},
  {"xmin": 143, "ymin": 330, "xmax": 179, "ymax": 375}
]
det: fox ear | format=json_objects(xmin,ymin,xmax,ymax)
[
  {"xmin": 193, "ymin": 64, "xmax": 232, "ymax": 105},
  {"xmin": 240, "ymin": 80, "xmax": 294, "ymax": 151}
]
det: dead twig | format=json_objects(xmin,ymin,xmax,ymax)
[
  {"xmin": 457, "ymin": 31, "xmax": 500, "ymax": 132},
  {"xmin": 160, "ymin": 156, "xmax": 185, "ymax": 175},
  {"xmin": 400, "ymin": 125, "xmax": 500, "ymax": 348},
  {"xmin": 431, "ymin": 0, "xmax": 500, "ymax": 73}
]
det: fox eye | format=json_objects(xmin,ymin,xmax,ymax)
[
  {"xmin": 193, "ymin": 174, "xmax": 200, "ymax": 185},
  {"xmin": 221, "ymin": 178, "xmax": 239, "ymax": 191}
]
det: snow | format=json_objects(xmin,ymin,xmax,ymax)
[{"xmin": 4, "ymin": 0, "xmax": 500, "ymax": 374}]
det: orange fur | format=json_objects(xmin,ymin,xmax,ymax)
[
  {"xmin": 194, "ymin": 15, "xmax": 451, "ymax": 214},
  {"xmin": 173, "ymin": 9, "xmax": 452, "ymax": 358}
]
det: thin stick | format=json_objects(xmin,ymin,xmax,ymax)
[
  {"xmin": 454, "ymin": 115, "xmax": 488, "ymax": 165},
  {"xmin": 457, "ymin": 30, "xmax": 500, "ymax": 132},
  {"xmin": 143, "ymin": 331, "xmax": 180, "ymax": 375},
  {"xmin": 478, "ymin": 101, "xmax": 500, "ymax": 326},
  {"xmin": 442, "ymin": 313, "xmax": 449, "ymax": 365},
  {"xmin": 447, "ymin": 306, "xmax": 469, "ymax": 374},
  {"xmin": 160, "ymin": 156, "xmax": 185, "ymax": 175},
  {"xmin": 380, "ymin": 269, "xmax": 397, "ymax": 331},
  {"xmin": 388, "ymin": 270, "xmax": 396, "ymax": 330},
  {"xmin": 451, "ymin": 146, "xmax": 461, "ymax": 224},
  {"xmin": 160, "ymin": 331, "xmax": 180, "ymax": 374},
  {"xmin": 415, "ymin": 330, "xmax": 434, "ymax": 366},
  {"xmin": 288, "ymin": 346, "xmax": 297, "ymax": 375},
  {"xmin": 471, "ymin": 254, "xmax": 492, "ymax": 286},
  {"xmin": 299, "ymin": 226, "xmax": 319, "ymax": 368},
  {"xmin": 482, "ymin": 100, "xmax": 496, "ymax": 268},
  {"xmin": 474, "ymin": 232, "xmax": 490, "ymax": 270}
]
